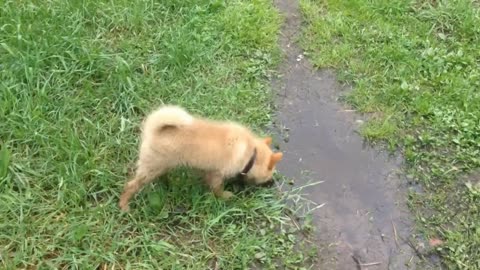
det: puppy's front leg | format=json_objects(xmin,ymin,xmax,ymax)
[{"xmin": 204, "ymin": 171, "xmax": 233, "ymax": 199}]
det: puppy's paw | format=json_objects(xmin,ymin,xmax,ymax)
[
  {"xmin": 221, "ymin": 191, "xmax": 234, "ymax": 200},
  {"xmin": 119, "ymin": 200, "xmax": 130, "ymax": 212}
]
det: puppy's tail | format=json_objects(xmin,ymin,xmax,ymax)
[{"xmin": 143, "ymin": 105, "xmax": 194, "ymax": 136}]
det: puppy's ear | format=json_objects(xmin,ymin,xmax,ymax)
[
  {"xmin": 264, "ymin": 137, "xmax": 272, "ymax": 146},
  {"xmin": 268, "ymin": 152, "xmax": 283, "ymax": 170}
]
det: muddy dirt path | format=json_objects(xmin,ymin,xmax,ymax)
[{"xmin": 272, "ymin": 1, "xmax": 417, "ymax": 269}]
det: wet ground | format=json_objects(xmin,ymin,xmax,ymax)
[{"xmin": 272, "ymin": 0, "xmax": 418, "ymax": 269}]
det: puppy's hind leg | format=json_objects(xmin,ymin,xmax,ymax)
[{"xmin": 119, "ymin": 163, "xmax": 167, "ymax": 211}]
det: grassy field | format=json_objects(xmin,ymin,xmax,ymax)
[
  {"xmin": 0, "ymin": 0, "xmax": 317, "ymax": 269},
  {"xmin": 299, "ymin": 0, "xmax": 480, "ymax": 268}
]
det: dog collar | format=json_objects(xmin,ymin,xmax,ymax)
[{"xmin": 240, "ymin": 148, "xmax": 257, "ymax": 175}]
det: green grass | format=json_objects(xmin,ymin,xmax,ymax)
[
  {"xmin": 0, "ymin": 0, "xmax": 317, "ymax": 268},
  {"xmin": 299, "ymin": 0, "xmax": 480, "ymax": 268}
]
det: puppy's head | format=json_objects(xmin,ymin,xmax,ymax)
[{"xmin": 246, "ymin": 137, "xmax": 283, "ymax": 185}]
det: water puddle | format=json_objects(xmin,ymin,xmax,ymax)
[{"xmin": 272, "ymin": 1, "xmax": 418, "ymax": 268}]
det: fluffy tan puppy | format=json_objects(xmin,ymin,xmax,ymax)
[{"xmin": 119, "ymin": 105, "xmax": 283, "ymax": 211}]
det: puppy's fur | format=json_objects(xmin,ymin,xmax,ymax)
[{"xmin": 119, "ymin": 105, "xmax": 283, "ymax": 211}]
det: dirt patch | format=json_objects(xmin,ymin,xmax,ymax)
[{"xmin": 272, "ymin": 0, "xmax": 419, "ymax": 269}]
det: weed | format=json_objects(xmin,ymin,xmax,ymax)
[{"xmin": 300, "ymin": 0, "xmax": 480, "ymax": 268}]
